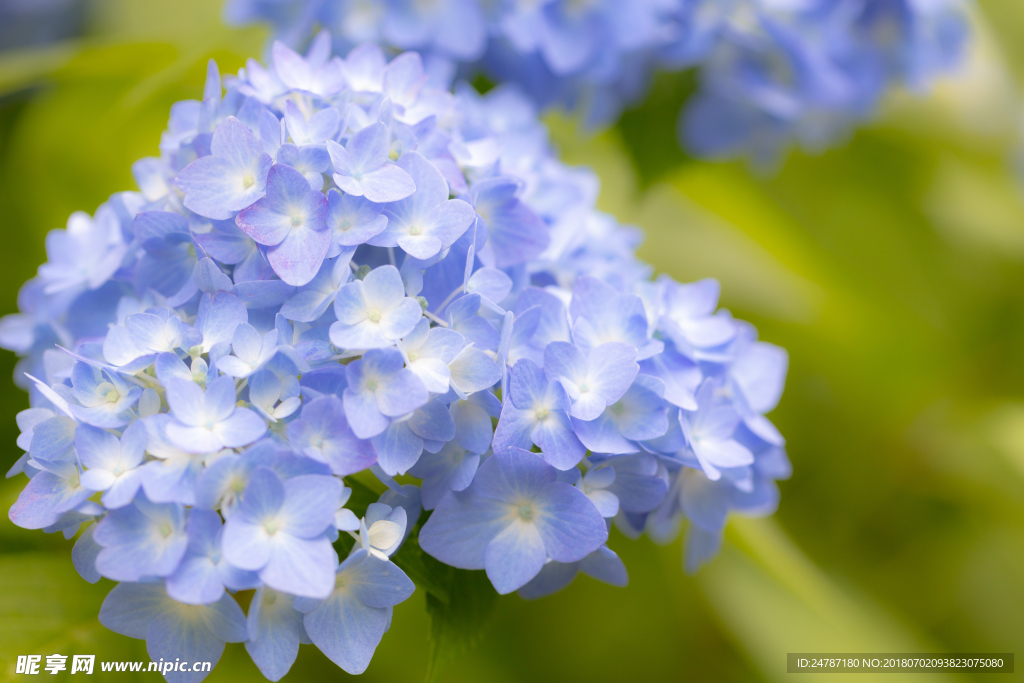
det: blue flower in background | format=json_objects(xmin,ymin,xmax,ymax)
[
  {"xmin": 1, "ymin": 36, "xmax": 792, "ymax": 681},
  {"xmin": 225, "ymin": 0, "xmax": 971, "ymax": 164}
]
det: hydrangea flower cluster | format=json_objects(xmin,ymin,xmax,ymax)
[
  {"xmin": 2, "ymin": 35, "xmax": 789, "ymax": 681},
  {"xmin": 225, "ymin": 0, "xmax": 971, "ymax": 164}
]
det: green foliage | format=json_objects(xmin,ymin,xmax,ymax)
[
  {"xmin": 389, "ymin": 522, "xmax": 498, "ymax": 683},
  {"xmin": 343, "ymin": 475, "xmax": 384, "ymax": 518}
]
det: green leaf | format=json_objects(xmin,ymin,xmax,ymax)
[
  {"xmin": 422, "ymin": 563, "xmax": 497, "ymax": 683},
  {"xmin": 391, "ymin": 528, "xmax": 450, "ymax": 605},
  {"xmin": 343, "ymin": 474, "xmax": 385, "ymax": 518},
  {"xmin": 378, "ymin": 512, "xmax": 499, "ymax": 683}
]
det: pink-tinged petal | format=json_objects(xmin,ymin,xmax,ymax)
[
  {"xmin": 357, "ymin": 164, "xmax": 416, "ymax": 203},
  {"xmin": 267, "ymin": 226, "xmax": 331, "ymax": 286},
  {"xmin": 236, "ymin": 203, "xmax": 293, "ymax": 246}
]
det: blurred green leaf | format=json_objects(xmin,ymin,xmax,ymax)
[
  {"xmin": 0, "ymin": 44, "xmax": 80, "ymax": 95},
  {"xmin": 695, "ymin": 518, "xmax": 963, "ymax": 683},
  {"xmin": 0, "ymin": 552, "xmax": 149, "ymax": 683},
  {"xmin": 615, "ymin": 69, "xmax": 698, "ymax": 187}
]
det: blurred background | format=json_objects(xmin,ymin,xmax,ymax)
[{"xmin": 2, "ymin": 1, "xmax": 1024, "ymax": 681}]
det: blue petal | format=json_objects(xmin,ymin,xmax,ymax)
[
  {"xmin": 484, "ymin": 519, "xmax": 546, "ymax": 595},
  {"xmin": 246, "ymin": 587, "xmax": 306, "ymax": 682}
]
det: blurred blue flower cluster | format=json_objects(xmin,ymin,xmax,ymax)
[
  {"xmin": 2, "ymin": 34, "xmax": 788, "ymax": 681},
  {"xmin": 225, "ymin": 0, "xmax": 971, "ymax": 165}
]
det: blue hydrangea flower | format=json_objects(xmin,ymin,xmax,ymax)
[
  {"xmin": 517, "ymin": 545, "xmax": 628, "ymax": 600},
  {"xmin": 326, "ymin": 122, "xmax": 417, "ymax": 203},
  {"xmin": 492, "ymin": 358, "xmax": 586, "ymax": 470},
  {"xmin": 164, "ymin": 377, "xmax": 268, "ymax": 454},
  {"xmin": 92, "ymin": 494, "xmax": 188, "ymax": 582},
  {"xmin": 543, "ymin": 340, "xmax": 639, "ymax": 421},
  {"xmin": 236, "ymin": 162, "xmax": 331, "ymax": 286},
  {"xmin": 221, "ymin": 467, "xmax": 341, "ymax": 598},
  {"xmin": 76, "ymin": 421, "xmax": 147, "ymax": 509},
  {"xmin": 368, "ymin": 151, "xmax": 477, "ymax": 260},
  {"xmin": 1, "ymin": 37, "xmax": 792, "ymax": 681},
  {"xmin": 166, "ymin": 508, "xmax": 261, "ymax": 605},
  {"xmin": 245, "ymin": 585, "xmax": 311, "ymax": 681},
  {"xmin": 286, "ymin": 395, "xmax": 377, "ymax": 475},
  {"xmin": 38, "ymin": 207, "xmax": 128, "ymax": 296},
  {"xmin": 330, "ymin": 264, "xmax": 423, "ymax": 349},
  {"xmin": 419, "ymin": 447, "xmax": 608, "ymax": 594},
  {"xmin": 325, "ymin": 188, "xmax": 388, "ymax": 250},
  {"xmin": 343, "ymin": 347, "xmax": 429, "ymax": 439},
  {"xmin": 176, "ymin": 117, "xmax": 273, "ymax": 220}
]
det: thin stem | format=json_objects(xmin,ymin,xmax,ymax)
[
  {"xmin": 423, "ymin": 310, "xmax": 449, "ymax": 327},
  {"xmin": 387, "ymin": 247, "xmax": 396, "ymax": 267}
]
